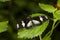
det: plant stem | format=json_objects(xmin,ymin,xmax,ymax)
[
  {"xmin": 49, "ymin": 19, "xmax": 60, "ymax": 37},
  {"xmin": 7, "ymin": 0, "xmax": 18, "ymax": 40},
  {"xmin": 39, "ymin": 35, "xmax": 42, "ymax": 40}
]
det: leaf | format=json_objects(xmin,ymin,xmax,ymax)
[
  {"xmin": 28, "ymin": 13, "xmax": 47, "ymax": 18},
  {"xmin": 39, "ymin": 3, "xmax": 57, "ymax": 13},
  {"xmin": 0, "ymin": 21, "xmax": 8, "ymax": 33},
  {"xmin": 57, "ymin": 0, "xmax": 60, "ymax": 6},
  {"xmin": 54, "ymin": 10, "xmax": 60, "ymax": 20},
  {"xmin": 31, "ymin": 13, "xmax": 46, "ymax": 17},
  {"xmin": 18, "ymin": 20, "xmax": 49, "ymax": 39}
]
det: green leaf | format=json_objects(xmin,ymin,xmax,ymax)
[
  {"xmin": 18, "ymin": 20, "xmax": 49, "ymax": 39},
  {"xmin": 30, "ymin": 13, "xmax": 47, "ymax": 17},
  {"xmin": 27, "ymin": 13, "xmax": 47, "ymax": 18},
  {"xmin": 39, "ymin": 3, "xmax": 57, "ymax": 13},
  {"xmin": 54, "ymin": 10, "xmax": 60, "ymax": 20},
  {"xmin": 0, "ymin": 21, "xmax": 8, "ymax": 33},
  {"xmin": 57, "ymin": 0, "xmax": 60, "ymax": 6}
]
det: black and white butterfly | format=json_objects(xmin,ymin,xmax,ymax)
[{"xmin": 16, "ymin": 16, "xmax": 49, "ymax": 29}]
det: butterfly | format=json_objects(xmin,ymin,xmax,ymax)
[{"xmin": 16, "ymin": 16, "xmax": 49, "ymax": 29}]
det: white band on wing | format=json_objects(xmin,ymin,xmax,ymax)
[
  {"xmin": 39, "ymin": 16, "xmax": 43, "ymax": 21},
  {"xmin": 45, "ymin": 16, "xmax": 48, "ymax": 19},
  {"xmin": 17, "ymin": 24, "xmax": 19, "ymax": 29},
  {"xmin": 27, "ymin": 21, "xmax": 32, "ymax": 27},
  {"xmin": 22, "ymin": 21, "xmax": 25, "ymax": 27},
  {"xmin": 32, "ymin": 20, "xmax": 40, "ymax": 25}
]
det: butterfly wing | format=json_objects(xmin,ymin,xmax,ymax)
[
  {"xmin": 17, "ymin": 24, "xmax": 20, "ymax": 29},
  {"xmin": 17, "ymin": 15, "xmax": 49, "ymax": 29},
  {"xmin": 16, "ymin": 21, "xmax": 25, "ymax": 29},
  {"xmin": 27, "ymin": 21, "xmax": 33, "ymax": 28},
  {"xmin": 39, "ymin": 16, "xmax": 43, "ymax": 22},
  {"xmin": 21, "ymin": 21, "xmax": 25, "ymax": 27},
  {"xmin": 32, "ymin": 20, "xmax": 40, "ymax": 25},
  {"xmin": 39, "ymin": 16, "xmax": 49, "ymax": 22}
]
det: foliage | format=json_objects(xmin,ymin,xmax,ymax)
[
  {"xmin": 0, "ymin": 0, "xmax": 60, "ymax": 40},
  {"xmin": 18, "ymin": 20, "xmax": 49, "ymax": 39},
  {"xmin": 0, "ymin": 21, "xmax": 8, "ymax": 33}
]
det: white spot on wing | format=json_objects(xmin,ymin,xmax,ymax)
[
  {"xmin": 22, "ymin": 21, "xmax": 25, "ymax": 27},
  {"xmin": 32, "ymin": 20, "xmax": 40, "ymax": 25},
  {"xmin": 17, "ymin": 24, "xmax": 19, "ymax": 29},
  {"xmin": 27, "ymin": 21, "xmax": 32, "ymax": 27},
  {"xmin": 45, "ymin": 16, "xmax": 48, "ymax": 19},
  {"xmin": 39, "ymin": 16, "xmax": 43, "ymax": 21}
]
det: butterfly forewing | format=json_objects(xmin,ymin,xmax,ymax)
[
  {"xmin": 32, "ymin": 20, "xmax": 40, "ymax": 25},
  {"xmin": 17, "ymin": 15, "xmax": 49, "ymax": 29},
  {"xmin": 45, "ymin": 16, "xmax": 48, "ymax": 19},
  {"xmin": 27, "ymin": 21, "xmax": 33, "ymax": 28},
  {"xmin": 23, "ymin": 18, "xmax": 33, "ymax": 28},
  {"xmin": 39, "ymin": 16, "xmax": 43, "ymax": 22},
  {"xmin": 21, "ymin": 21, "xmax": 25, "ymax": 27},
  {"xmin": 16, "ymin": 21, "xmax": 24, "ymax": 29},
  {"xmin": 39, "ymin": 16, "xmax": 49, "ymax": 22},
  {"xmin": 17, "ymin": 24, "xmax": 19, "ymax": 29},
  {"xmin": 42, "ymin": 16, "xmax": 48, "ymax": 21}
]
